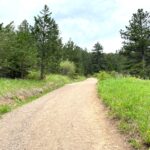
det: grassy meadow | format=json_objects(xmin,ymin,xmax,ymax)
[
  {"xmin": 0, "ymin": 74, "xmax": 71, "ymax": 97},
  {"xmin": 97, "ymin": 74, "xmax": 150, "ymax": 149}
]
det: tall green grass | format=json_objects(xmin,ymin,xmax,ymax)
[
  {"xmin": 0, "ymin": 74, "xmax": 71, "ymax": 97},
  {"xmin": 98, "ymin": 76, "xmax": 150, "ymax": 149}
]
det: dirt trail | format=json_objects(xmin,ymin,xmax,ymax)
[{"xmin": 0, "ymin": 78, "xmax": 131, "ymax": 150}]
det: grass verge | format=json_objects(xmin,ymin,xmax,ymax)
[
  {"xmin": 0, "ymin": 74, "xmax": 85, "ymax": 116},
  {"xmin": 97, "ymin": 77, "xmax": 150, "ymax": 149}
]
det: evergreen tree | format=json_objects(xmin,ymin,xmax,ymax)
[
  {"xmin": 15, "ymin": 20, "xmax": 37, "ymax": 78},
  {"xmin": 62, "ymin": 39, "xmax": 75, "ymax": 61},
  {"xmin": 0, "ymin": 22, "xmax": 16, "ymax": 77},
  {"xmin": 81, "ymin": 49, "xmax": 93, "ymax": 75},
  {"xmin": 0, "ymin": 20, "xmax": 37, "ymax": 78},
  {"xmin": 91, "ymin": 42, "xmax": 104, "ymax": 73},
  {"xmin": 120, "ymin": 9, "xmax": 150, "ymax": 77},
  {"xmin": 48, "ymin": 38, "xmax": 63, "ymax": 73},
  {"xmin": 104, "ymin": 53, "xmax": 126, "ymax": 73},
  {"xmin": 33, "ymin": 5, "xmax": 59, "ymax": 79},
  {"xmin": 62, "ymin": 40, "xmax": 92, "ymax": 75}
]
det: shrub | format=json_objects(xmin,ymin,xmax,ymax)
[
  {"xmin": 60, "ymin": 60, "xmax": 76, "ymax": 78},
  {"xmin": 97, "ymin": 71, "xmax": 112, "ymax": 80},
  {"xmin": 26, "ymin": 71, "xmax": 40, "ymax": 80},
  {"xmin": 0, "ymin": 105, "xmax": 11, "ymax": 115},
  {"xmin": 110, "ymin": 71, "xmax": 124, "ymax": 78}
]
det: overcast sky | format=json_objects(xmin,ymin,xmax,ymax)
[{"xmin": 0, "ymin": 0, "xmax": 150, "ymax": 53}]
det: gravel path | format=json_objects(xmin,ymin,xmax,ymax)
[{"xmin": 0, "ymin": 78, "xmax": 131, "ymax": 150}]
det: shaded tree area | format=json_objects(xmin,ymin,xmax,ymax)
[
  {"xmin": 0, "ymin": 5, "xmax": 93, "ymax": 79},
  {"xmin": 104, "ymin": 52, "xmax": 126, "ymax": 73},
  {"xmin": 0, "ymin": 21, "xmax": 37, "ymax": 78},
  {"xmin": 91, "ymin": 42, "xmax": 104, "ymax": 73},
  {"xmin": 62, "ymin": 39, "xmax": 93, "ymax": 75}
]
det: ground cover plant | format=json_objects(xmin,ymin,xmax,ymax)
[{"xmin": 97, "ymin": 72, "xmax": 150, "ymax": 149}]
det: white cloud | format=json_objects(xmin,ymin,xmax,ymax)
[{"xmin": 101, "ymin": 37, "xmax": 123, "ymax": 53}]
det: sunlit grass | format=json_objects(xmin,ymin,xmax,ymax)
[
  {"xmin": 98, "ymin": 77, "xmax": 150, "ymax": 148},
  {"xmin": 0, "ymin": 74, "xmax": 71, "ymax": 97}
]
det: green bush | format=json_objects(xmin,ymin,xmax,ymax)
[
  {"xmin": 0, "ymin": 105, "xmax": 11, "ymax": 115},
  {"xmin": 26, "ymin": 71, "xmax": 40, "ymax": 80},
  {"xmin": 60, "ymin": 60, "xmax": 76, "ymax": 78},
  {"xmin": 97, "ymin": 71, "xmax": 112, "ymax": 80}
]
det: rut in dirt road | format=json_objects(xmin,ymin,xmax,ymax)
[{"xmin": 0, "ymin": 78, "xmax": 131, "ymax": 150}]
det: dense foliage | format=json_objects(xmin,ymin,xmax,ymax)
[{"xmin": 60, "ymin": 60, "xmax": 76, "ymax": 77}]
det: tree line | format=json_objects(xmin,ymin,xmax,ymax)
[
  {"xmin": 93, "ymin": 8, "xmax": 150, "ymax": 78},
  {"xmin": 0, "ymin": 5, "xmax": 92, "ymax": 79},
  {"xmin": 0, "ymin": 5, "xmax": 150, "ymax": 79}
]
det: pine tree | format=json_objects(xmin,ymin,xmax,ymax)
[
  {"xmin": 120, "ymin": 9, "xmax": 150, "ymax": 78},
  {"xmin": 91, "ymin": 42, "xmax": 104, "ymax": 73},
  {"xmin": 15, "ymin": 20, "xmax": 37, "ymax": 78},
  {"xmin": 0, "ymin": 22, "xmax": 16, "ymax": 77},
  {"xmin": 33, "ymin": 5, "xmax": 59, "ymax": 79}
]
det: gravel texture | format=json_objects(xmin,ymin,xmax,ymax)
[{"xmin": 0, "ymin": 78, "xmax": 132, "ymax": 150}]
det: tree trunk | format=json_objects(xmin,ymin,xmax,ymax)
[
  {"xmin": 20, "ymin": 61, "xmax": 24, "ymax": 79},
  {"xmin": 142, "ymin": 51, "xmax": 146, "ymax": 78},
  {"xmin": 40, "ymin": 52, "xmax": 45, "ymax": 80}
]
